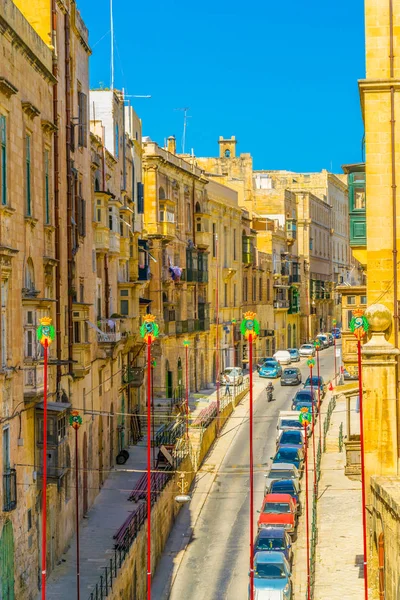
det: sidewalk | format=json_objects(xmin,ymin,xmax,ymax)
[
  {"xmin": 43, "ymin": 446, "xmax": 147, "ymax": 600},
  {"xmin": 292, "ymin": 391, "xmax": 364, "ymax": 599},
  {"xmin": 44, "ymin": 381, "xmax": 244, "ymax": 600}
]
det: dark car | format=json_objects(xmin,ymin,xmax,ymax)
[
  {"xmin": 291, "ymin": 389, "xmax": 317, "ymax": 410},
  {"xmin": 267, "ymin": 479, "xmax": 301, "ymax": 516},
  {"xmin": 303, "ymin": 376, "xmax": 326, "ymax": 399},
  {"xmin": 257, "ymin": 357, "xmax": 274, "ymax": 372},
  {"xmin": 272, "ymin": 446, "xmax": 304, "ymax": 470},
  {"xmin": 253, "ymin": 527, "xmax": 293, "ymax": 565},
  {"xmin": 276, "ymin": 429, "xmax": 304, "ymax": 449},
  {"xmin": 288, "ymin": 348, "xmax": 300, "ymax": 362},
  {"xmin": 332, "ymin": 327, "xmax": 341, "ymax": 339},
  {"xmin": 281, "ymin": 368, "xmax": 302, "ymax": 386}
]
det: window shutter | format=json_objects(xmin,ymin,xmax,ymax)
[{"xmin": 137, "ymin": 182, "xmax": 144, "ymax": 214}]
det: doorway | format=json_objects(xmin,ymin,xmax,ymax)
[
  {"xmin": 0, "ymin": 521, "xmax": 14, "ymax": 600},
  {"xmin": 165, "ymin": 361, "xmax": 173, "ymax": 399}
]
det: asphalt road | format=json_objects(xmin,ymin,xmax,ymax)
[{"xmin": 153, "ymin": 345, "xmax": 338, "ymax": 600}]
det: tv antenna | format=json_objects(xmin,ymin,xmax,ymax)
[
  {"xmin": 110, "ymin": 0, "xmax": 114, "ymax": 89},
  {"xmin": 175, "ymin": 107, "xmax": 191, "ymax": 154}
]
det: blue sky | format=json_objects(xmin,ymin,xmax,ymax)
[{"xmin": 78, "ymin": 0, "xmax": 365, "ymax": 172}]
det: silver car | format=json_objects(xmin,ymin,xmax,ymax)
[
  {"xmin": 222, "ymin": 367, "xmax": 243, "ymax": 386},
  {"xmin": 264, "ymin": 463, "xmax": 301, "ymax": 493},
  {"xmin": 299, "ymin": 344, "xmax": 315, "ymax": 357}
]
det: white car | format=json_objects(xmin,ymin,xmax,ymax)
[
  {"xmin": 299, "ymin": 344, "xmax": 316, "ymax": 357},
  {"xmin": 273, "ymin": 350, "xmax": 291, "ymax": 365},
  {"xmin": 221, "ymin": 367, "xmax": 243, "ymax": 386}
]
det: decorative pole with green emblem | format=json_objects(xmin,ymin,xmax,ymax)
[
  {"xmin": 314, "ymin": 340, "xmax": 322, "ymax": 442},
  {"xmin": 183, "ymin": 340, "xmax": 190, "ymax": 440},
  {"xmin": 299, "ymin": 407, "xmax": 312, "ymax": 600},
  {"xmin": 69, "ymin": 410, "xmax": 82, "ymax": 600},
  {"xmin": 240, "ymin": 311, "xmax": 260, "ymax": 600},
  {"xmin": 307, "ymin": 357, "xmax": 317, "ymax": 492},
  {"xmin": 140, "ymin": 314, "xmax": 159, "ymax": 600},
  {"xmin": 350, "ymin": 309, "xmax": 369, "ymax": 600},
  {"xmin": 36, "ymin": 316, "xmax": 55, "ymax": 600}
]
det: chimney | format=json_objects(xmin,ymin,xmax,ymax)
[{"xmin": 167, "ymin": 136, "xmax": 176, "ymax": 155}]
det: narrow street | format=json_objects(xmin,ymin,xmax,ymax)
[{"xmin": 152, "ymin": 346, "xmax": 337, "ymax": 599}]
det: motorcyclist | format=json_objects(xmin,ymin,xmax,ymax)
[{"xmin": 266, "ymin": 381, "xmax": 274, "ymax": 402}]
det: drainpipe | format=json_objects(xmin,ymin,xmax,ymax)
[
  {"xmin": 52, "ymin": 0, "xmax": 62, "ymax": 388},
  {"xmin": 192, "ymin": 180, "xmax": 198, "ymax": 391},
  {"xmin": 65, "ymin": 11, "xmax": 73, "ymax": 375},
  {"xmin": 104, "ymin": 254, "xmax": 110, "ymax": 319},
  {"xmin": 389, "ymin": 0, "xmax": 400, "ymax": 458}
]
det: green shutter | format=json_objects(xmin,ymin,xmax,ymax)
[
  {"xmin": 0, "ymin": 521, "xmax": 15, "ymax": 600},
  {"xmin": 0, "ymin": 116, "xmax": 6, "ymax": 206}
]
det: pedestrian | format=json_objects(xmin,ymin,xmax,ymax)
[{"xmin": 224, "ymin": 376, "xmax": 231, "ymax": 397}]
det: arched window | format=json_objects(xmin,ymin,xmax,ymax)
[
  {"xmin": 159, "ymin": 186, "xmax": 166, "ymax": 200},
  {"xmin": 195, "ymin": 201, "xmax": 201, "ymax": 214},
  {"xmin": 225, "ymin": 149, "xmax": 230, "ymax": 158},
  {"xmin": 24, "ymin": 258, "xmax": 35, "ymax": 291},
  {"xmin": 95, "ymin": 177, "xmax": 100, "ymax": 192}
]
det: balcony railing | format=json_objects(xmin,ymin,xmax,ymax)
[
  {"xmin": 198, "ymin": 318, "xmax": 210, "ymax": 331},
  {"xmin": 97, "ymin": 319, "xmax": 122, "ymax": 343},
  {"xmin": 281, "ymin": 265, "xmax": 290, "ymax": 277},
  {"xmin": 122, "ymin": 366, "xmax": 144, "ymax": 387},
  {"xmin": 3, "ymin": 469, "xmax": 17, "ymax": 511},
  {"xmin": 176, "ymin": 320, "xmax": 188, "ymax": 335},
  {"xmin": 273, "ymin": 299, "xmax": 289, "ymax": 309},
  {"xmin": 198, "ymin": 270, "xmax": 208, "ymax": 283},
  {"xmin": 186, "ymin": 269, "xmax": 198, "ymax": 284}
]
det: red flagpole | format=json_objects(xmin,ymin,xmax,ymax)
[
  {"xmin": 75, "ymin": 426, "xmax": 80, "ymax": 600},
  {"xmin": 358, "ymin": 339, "xmax": 369, "ymax": 600},
  {"xmin": 215, "ymin": 234, "xmax": 220, "ymax": 435},
  {"xmin": 317, "ymin": 348, "xmax": 322, "ymax": 444},
  {"xmin": 304, "ymin": 421, "xmax": 311, "ymax": 600},
  {"xmin": 334, "ymin": 336, "xmax": 337, "ymax": 382},
  {"xmin": 309, "ymin": 366, "xmax": 316, "ymax": 492},
  {"xmin": 41, "ymin": 339, "xmax": 48, "ymax": 600},
  {"xmin": 147, "ymin": 338, "xmax": 152, "ymax": 600},
  {"xmin": 249, "ymin": 333, "xmax": 254, "ymax": 600}
]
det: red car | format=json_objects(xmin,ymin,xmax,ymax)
[{"xmin": 257, "ymin": 493, "xmax": 297, "ymax": 537}]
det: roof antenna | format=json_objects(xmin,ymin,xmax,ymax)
[
  {"xmin": 110, "ymin": 0, "xmax": 114, "ymax": 89},
  {"xmin": 175, "ymin": 107, "xmax": 191, "ymax": 154}
]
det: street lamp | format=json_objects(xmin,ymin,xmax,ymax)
[
  {"xmin": 140, "ymin": 314, "xmax": 160, "ymax": 600},
  {"xmin": 350, "ymin": 309, "xmax": 370, "ymax": 600},
  {"xmin": 241, "ymin": 311, "xmax": 260, "ymax": 600},
  {"xmin": 36, "ymin": 317, "xmax": 55, "ymax": 600},
  {"xmin": 174, "ymin": 472, "xmax": 191, "ymax": 504}
]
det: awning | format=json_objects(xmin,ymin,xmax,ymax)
[
  {"xmin": 36, "ymin": 401, "xmax": 71, "ymax": 412},
  {"xmin": 139, "ymin": 297, "xmax": 152, "ymax": 305}
]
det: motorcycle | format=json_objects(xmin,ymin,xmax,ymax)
[{"xmin": 266, "ymin": 385, "xmax": 275, "ymax": 402}]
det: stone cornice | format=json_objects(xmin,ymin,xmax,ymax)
[
  {"xmin": 358, "ymin": 78, "xmax": 400, "ymax": 119},
  {"xmin": 0, "ymin": 77, "xmax": 18, "ymax": 98},
  {"xmin": 41, "ymin": 119, "xmax": 57, "ymax": 134},
  {"xmin": 22, "ymin": 101, "xmax": 40, "ymax": 119},
  {"xmin": 0, "ymin": 16, "xmax": 55, "ymax": 85}
]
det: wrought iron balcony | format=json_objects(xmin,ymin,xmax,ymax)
[
  {"xmin": 273, "ymin": 300, "xmax": 289, "ymax": 309},
  {"xmin": 3, "ymin": 469, "xmax": 17, "ymax": 511}
]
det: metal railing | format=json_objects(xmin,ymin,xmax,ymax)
[
  {"xmin": 323, "ymin": 396, "xmax": 336, "ymax": 452},
  {"xmin": 3, "ymin": 469, "xmax": 17, "ymax": 511},
  {"xmin": 338, "ymin": 422, "xmax": 344, "ymax": 452}
]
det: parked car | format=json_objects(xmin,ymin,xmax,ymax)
[
  {"xmin": 276, "ymin": 429, "xmax": 304, "ymax": 450},
  {"xmin": 291, "ymin": 389, "xmax": 318, "ymax": 411},
  {"xmin": 344, "ymin": 367, "xmax": 358, "ymax": 381},
  {"xmin": 266, "ymin": 479, "xmax": 301, "ymax": 515},
  {"xmin": 259, "ymin": 360, "xmax": 282, "ymax": 379},
  {"xmin": 264, "ymin": 463, "xmax": 301, "ymax": 492},
  {"xmin": 221, "ymin": 367, "xmax": 243, "ymax": 386},
  {"xmin": 287, "ymin": 348, "xmax": 300, "ymax": 362},
  {"xmin": 332, "ymin": 327, "xmax": 341, "ymax": 339},
  {"xmin": 273, "ymin": 350, "xmax": 292, "ymax": 365},
  {"xmin": 291, "ymin": 401, "xmax": 315, "ymax": 417},
  {"xmin": 253, "ymin": 527, "xmax": 293, "ymax": 566},
  {"xmin": 276, "ymin": 415, "xmax": 309, "ymax": 441},
  {"xmin": 299, "ymin": 344, "xmax": 315, "ymax": 357},
  {"xmin": 316, "ymin": 334, "xmax": 329, "ymax": 348},
  {"xmin": 272, "ymin": 447, "xmax": 304, "ymax": 471},
  {"xmin": 257, "ymin": 357, "xmax": 274, "ymax": 372},
  {"xmin": 303, "ymin": 375, "xmax": 326, "ymax": 399},
  {"xmin": 326, "ymin": 332, "xmax": 334, "ymax": 346},
  {"xmin": 257, "ymin": 493, "xmax": 297, "ymax": 536},
  {"xmin": 251, "ymin": 551, "xmax": 292, "ymax": 599},
  {"xmin": 281, "ymin": 367, "xmax": 302, "ymax": 386}
]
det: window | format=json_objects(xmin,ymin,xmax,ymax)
[
  {"xmin": 57, "ymin": 415, "xmax": 66, "ymax": 442},
  {"xmin": 243, "ymin": 277, "xmax": 248, "ymax": 302},
  {"xmin": 73, "ymin": 321, "xmax": 81, "ymax": 343},
  {"xmin": 212, "ymin": 223, "xmax": 217, "ymax": 257},
  {"xmin": 0, "ymin": 115, "xmax": 6, "ymax": 206},
  {"xmin": 225, "ymin": 149, "xmax": 230, "ymax": 158},
  {"xmin": 78, "ymin": 91, "xmax": 88, "ymax": 148},
  {"xmin": 224, "ymin": 283, "xmax": 228, "ymax": 307},
  {"xmin": 353, "ymin": 186, "xmax": 365, "ymax": 210},
  {"xmin": 27, "ymin": 509, "xmax": 32, "ymax": 531},
  {"xmin": 44, "ymin": 150, "xmax": 50, "ymax": 224},
  {"xmin": 360, "ymin": 295, "xmax": 367, "ymax": 305},
  {"xmin": 99, "ymin": 370, "xmax": 103, "ymax": 396},
  {"xmin": 120, "ymin": 299, "xmax": 129, "ymax": 315},
  {"xmin": 347, "ymin": 310, "xmax": 353, "ymax": 329},
  {"xmin": 259, "ymin": 277, "xmax": 262, "ymax": 301},
  {"xmin": 252, "ymin": 276, "xmax": 256, "ymax": 301},
  {"xmin": 26, "ymin": 135, "xmax": 32, "ymax": 216},
  {"xmin": 137, "ymin": 182, "xmax": 144, "ymax": 214},
  {"xmin": 77, "ymin": 181, "xmax": 86, "ymax": 237},
  {"xmin": 267, "ymin": 279, "xmax": 270, "ymax": 302},
  {"xmin": 233, "ymin": 283, "xmax": 237, "ymax": 307},
  {"xmin": 233, "ymin": 229, "xmax": 237, "ymax": 260},
  {"xmin": 26, "ymin": 330, "xmax": 34, "ymax": 358},
  {"xmin": 186, "ymin": 203, "xmax": 191, "ymax": 232},
  {"xmin": 347, "ymin": 296, "xmax": 356, "ymax": 305},
  {"xmin": 24, "ymin": 259, "xmax": 35, "ymax": 292},
  {"xmin": 1, "ymin": 280, "xmax": 8, "ymax": 368},
  {"xmin": 310, "ymin": 237, "xmax": 313, "ymax": 251}
]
